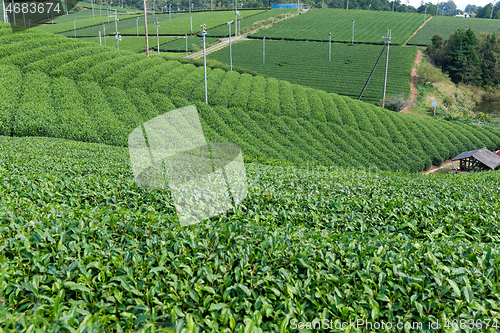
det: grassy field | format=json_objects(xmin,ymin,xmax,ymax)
[
  {"xmin": 156, "ymin": 36, "xmax": 220, "ymax": 52},
  {"xmin": 205, "ymin": 8, "xmax": 296, "ymax": 37},
  {"xmin": 120, "ymin": 10, "xmax": 265, "ymax": 36},
  {"xmin": 408, "ymin": 16, "xmax": 500, "ymax": 46},
  {"xmin": 58, "ymin": 10, "xmax": 263, "ymax": 38},
  {"xmin": 35, "ymin": 14, "xmax": 142, "ymax": 34},
  {"xmin": 250, "ymin": 8, "xmax": 425, "ymax": 45},
  {"xmin": 81, "ymin": 36, "xmax": 178, "ymax": 52},
  {"xmin": 0, "ymin": 135, "xmax": 499, "ymax": 331},
  {"xmin": 77, "ymin": 1, "xmax": 141, "ymax": 14},
  {"xmin": 207, "ymin": 40, "xmax": 417, "ymax": 103}
]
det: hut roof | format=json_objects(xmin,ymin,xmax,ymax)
[{"xmin": 452, "ymin": 147, "xmax": 500, "ymax": 170}]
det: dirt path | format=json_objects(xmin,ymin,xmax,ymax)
[
  {"xmin": 421, "ymin": 159, "xmax": 454, "ymax": 174},
  {"xmin": 400, "ymin": 49, "xmax": 423, "ymax": 115},
  {"xmin": 402, "ymin": 16, "xmax": 433, "ymax": 46}
]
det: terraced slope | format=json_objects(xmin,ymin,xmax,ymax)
[
  {"xmin": 207, "ymin": 40, "xmax": 417, "ymax": 103},
  {"xmin": 1, "ymin": 24, "xmax": 500, "ymax": 173},
  {"xmin": 250, "ymin": 8, "xmax": 425, "ymax": 45},
  {"xmin": 0, "ymin": 136, "xmax": 499, "ymax": 331},
  {"xmin": 408, "ymin": 16, "xmax": 500, "ymax": 46}
]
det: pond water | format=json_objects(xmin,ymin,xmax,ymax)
[{"xmin": 472, "ymin": 101, "xmax": 500, "ymax": 122}]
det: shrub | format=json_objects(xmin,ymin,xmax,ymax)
[{"xmin": 0, "ymin": 65, "xmax": 21, "ymax": 136}]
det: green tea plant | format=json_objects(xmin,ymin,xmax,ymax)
[
  {"xmin": 1, "ymin": 23, "xmax": 500, "ymax": 173},
  {"xmin": 206, "ymin": 40, "xmax": 417, "ymax": 103},
  {"xmin": 408, "ymin": 16, "xmax": 500, "ymax": 46},
  {"xmin": 0, "ymin": 136, "xmax": 499, "ymax": 331},
  {"xmin": 250, "ymin": 8, "xmax": 424, "ymax": 45}
]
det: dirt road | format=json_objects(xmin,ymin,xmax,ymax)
[{"xmin": 400, "ymin": 49, "xmax": 423, "ymax": 115}]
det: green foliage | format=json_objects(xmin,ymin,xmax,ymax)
[
  {"xmin": 13, "ymin": 71, "xmax": 56, "ymax": 138},
  {"xmin": 417, "ymin": 61, "xmax": 448, "ymax": 86},
  {"xmin": 156, "ymin": 36, "xmax": 219, "ymax": 52},
  {"xmin": 77, "ymin": 54, "xmax": 143, "ymax": 83},
  {"xmin": 0, "ymin": 65, "xmax": 21, "ymax": 136},
  {"xmin": 126, "ymin": 60, "xmax": 180, "ymax": 92},
  {"xmin": 77, "ymin": 81, "xmax": 127, "ymax": 146},
  {"xmin": 409, "ymin": 16, "xmax": 500, "ymax": 46},
  {"xmin": 50, "ymin": 76, "xmax": 98, "ymax": 142},
  {"xmin": 206, "ymin": 9, "xmax": 295, "ymax": 37},
  {"xmin": 82, "ymin": 36, "xmax": 177, "ymax": 53},
  {"xmin": 207, "ymin": 40, "xmax": 417, "ymax": 103},
  {"xmin": 35, "ymin": 14, "xmax": 141, "ymax": 34},
  {"xmin": 102, "ymin": 56, "xmax": 166, "ymax": 89},
  {"xmin": 3, "ymin": 136, "xmax": 498, "ymax": 331},
  {"xmin": 108, "ymin": 10, "xmax": 265, "ymax": 37},
  {"xmin": 445, "ymin": 28, "xmax": 481, "ymax": 84},
  {"xmin": 1, "ymin": 22, "xmax": 500, "ymax": 178},
  {"xmin": 251, "ymin": 9, "xmax": 424, "ymax": 45}
]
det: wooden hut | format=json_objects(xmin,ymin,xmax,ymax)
[{"xmin": 451, "ymin": 148, "xmax": 500, "ymax": 172}]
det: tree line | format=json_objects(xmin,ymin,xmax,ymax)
[
  {"xmin": 83, "ymin": 0, "xmax": 494, "ymax": 16},
  {"xmin": 428, "ymin": 28, "xmax": 500, "ymax": 87}
]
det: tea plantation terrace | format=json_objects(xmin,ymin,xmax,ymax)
[
  {"xmin": 2, "ymin": 24, "xmax": 500, "ymax": 173},
  {"xmin": 0, "ymin": 20, "xmax": 499, "ymax": 332}
]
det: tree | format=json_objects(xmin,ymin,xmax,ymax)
[
  {"xmin": 444, "ymin": 28, "xmax": 481, "ymax": 84},
  {"xmin": 476, "ymin": 3, "xmax": 500, "ymax": 19},
  {"xmin": 427, "ymin": 34, "xmax": 446, "ymax": 67},
  {"xmin": 417, "ymin": 2, "xmax": 436, "ymax": 15},
  {"xmin": 478, "ymin": 33, "xmax": 500, "ymax": 86},
  {"xmin": 436, "ymin": 0, "xmax": 456, "ymax": 15},
  {"xmin": 465, "ymin": 4, "xmax": 477, "ymax": 14},
  {"xmin": 417, "ymin": 62, "xmax": 448, "ymax": 85},
  {"xmin": 384, "ymin": 94, "xmax": 408, "ymax": 112}
]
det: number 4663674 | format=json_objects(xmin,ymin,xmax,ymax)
[{"xmin": 5, "ymin": 2, "xmax": 61, "ymax": 14}]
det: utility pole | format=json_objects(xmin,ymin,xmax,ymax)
[
  {"xmin": 144, "ymin": 0, "xmax": 149, "ymax": 56},
  {"xmin": 154, "ymin": 17, "xmax": 160, "ymax": 55},
  {"xmin": 136, "ymin": 17, "xmax": 139, "ymax": 36},
  {"xmin": 201, "ymin": 24, "xmax": 208, "ymax": 104},
  {"xmin": 185, "ymin": 34, "xmax": 188, "ymax": 56},
  {"xmin": 329, "ymin": 32, "xmax": 331, "ymax": 61},
  {"xmin": 424, "ymin": 4, "xmax": 428, "ymax": 26},
  {"xmin": 346, "ymin": 0, "xmax": 348, "ymax": 9},
  {"xmin": 74, "ymin": 19, "xmax": 76, "ymax": 38},
  {"xmin": 352, "ymin": 20, "xmax": 355, "ymax": 45},
  {"xmin": 228, "ymin": 21, "xmax": 233, "ymax": 70},
  {"xmin": 114, "ymin": 11, "xmax": 121, "ymax": 50},
  {"xmin": 91, "ymin": 0, "xmax": 94, "ymax": 17},
  {"xmin": 103, "ymin": 23, "xmax": 106, "ymax": 45},
  {"xmin": 99, "ymin": 31, "xmax": 102, "ymax": 45},
  {"xmin": 382, "ymin": 29, "xmax": 394, "ymax": 108},
  {"xmin": 3, "ymin": 0, "xmax": 8, "ymax": 23},
  {"xmin": 235, "ymin": 0, "xmax": 238, "ymax": 35},
  {"xmin": 490, "ymin": 1, "xmax": 497, "ymax": 19},
  {"xmin": 108, "ymin": 2, "xmax": 112, "ymax": 23},
  {"xmin": 190, "ymin": 16, "xmax": 192, "ymax": 35},
  {"xmin": 263, "ymin": 35, "xmax": 265, "ymax": 64}
]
